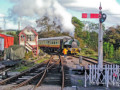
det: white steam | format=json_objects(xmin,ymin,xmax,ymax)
[{"xmin": 9, "ymin": 0, "xmax": 75, "ymax": 36}]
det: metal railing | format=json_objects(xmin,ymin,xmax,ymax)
[{"xmin": 85, "ymin": 64, "xmax": 120, "ymax": 87}]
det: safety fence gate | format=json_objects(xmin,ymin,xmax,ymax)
[{"xmin": 85, "ymin": 64, "xmax": 120, "ymax": 87}]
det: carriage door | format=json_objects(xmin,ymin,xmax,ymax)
[
  {"xmin": 48, "ymin": 41, "xmax": 49, "ymax": 47},
  {"xmin": 60, "ymin": 39, "xmax": 63, "ymax": 50}
]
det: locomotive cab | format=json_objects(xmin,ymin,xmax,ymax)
[{"xmin": 64, "ymin": 39, "xmax": 80, "ymax": 54}]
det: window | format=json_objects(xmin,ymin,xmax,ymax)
[
  {"xmin": 31, "ymin": 35, "xmax": 35, "ymax": 41},
  {"xmin": 27, "ymin": 35, "xmax": 35, "ymax": 41},
  {"xmin": 21, "ymin": 35, "xmax": 24, "ymax": 41}
]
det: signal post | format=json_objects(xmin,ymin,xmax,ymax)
[
  {"xmin": 98, "ymin": 3, "xmax": 106, "ymax": 69},
  {"xmin": 82, "ymin": 3, "xmax": 107, "ymax": 69}
]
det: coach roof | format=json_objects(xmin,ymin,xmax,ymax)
[{"xmin": 39, "ymin": 36, "xmax": 71, "ymax": 40}]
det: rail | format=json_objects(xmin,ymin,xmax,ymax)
[
  {"xmin": 0, "ymin": 60, "xmax": 49, "ymax": 85},
  {"xmin": 61, "ymin": 56, "xmax": 64, "ymax": 90},
  {"xmin": 72, "ymin": 55, "xmax": 112, "ymax": 65},
  {"xmin": 33, "ymin": 56, "xmax": 60, "ymax": 90},
  {"xmin": 14, "ymin": 57, "xmax": 53, "ymax": 88}
]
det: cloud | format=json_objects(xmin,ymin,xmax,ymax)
[
  {"xmin": 0, "ymin": 13, "xmax": 5, "ymax": 17},
  {"xmin": 8, "ymin": 0, "xmax": 75, "ymax": 36},
  {"xmin": 60, "ymin": 0, "xmax": 120, "ymax": 27},
  {"xmin": 62, "ymin": 0, "xmax": 120, "ymax": 14},
  {"xmin": 8, "ymin": 0, "xmax": 120, "ymax": 30}
]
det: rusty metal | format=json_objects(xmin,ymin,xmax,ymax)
[
  {"xmin": 72, "ymin": 55, "xmax": 112, "ymax": 65},
  {"xmin": 61, "ymin": 56, "xmax": 64, "ymax": 90},
  {"xmin": 35, "ymin": 59, "xmax": 52, "ymax": 87},
  {"xmin": 0, "ymin": 60, "xmax": 49, "ymax": 85},
  {"xmin": 34, "ymin": 57, "xmax": 60, "ymax": 89},
  {"xmin": 82, "ymin": 56, "xmax": 112, "ymax": 65},
  {"xmin": 14, "ymin": 55, "xmax": 60, "ymax": 89},
  {"xmin": 14, "ymin": 56, "xmax": 53, "ymax": 88}
]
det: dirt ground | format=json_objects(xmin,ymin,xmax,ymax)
[{"xmin": 0, "ymin": 55, "xmax": 119, "ymax": 90}]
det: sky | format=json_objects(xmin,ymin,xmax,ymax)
[{"xmin": 0, "ymin": 0, "xmax": 120, "ymax": 30}]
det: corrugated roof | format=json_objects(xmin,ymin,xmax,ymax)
[{"xmin": 39, "ymin": 36, "xmax": 71, "ymax": 40}]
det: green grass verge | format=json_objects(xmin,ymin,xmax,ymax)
[{"xmin": 105, "ymin": 59, "xmax": 120, "ymax": 64}]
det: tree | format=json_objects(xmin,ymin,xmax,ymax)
[
  {"xmin": 7, "ymin": 32, "xmax": 19, "ymax": 45},
  {"xmin": 104, "ymin": 25, "xmax": 120, "ymax": 50},
  {"xmin": 83, "ymin": 21, "xmax": 105, "ymax": 32},
  {"xmin": 103, "ymin": 42, "xmax": 114, "ymax": 59},
  {"xmin": 36, "ymin": 16, "xmax": 61, "ymax": 32},
  {"xmin": 38, "ymin": 30, "xmax": 69, "ymax": 38},
  {"xmin": 72, "ymin": 17, "xmax": 84, "ymax": 38},
  {"xmin": 88, "ymin": 31, "xmax": 98, "ymax": 51}
]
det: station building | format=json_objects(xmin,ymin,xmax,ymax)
[{"xmin": 19, "ymin": 26, "xmax": 38, "ymax": 56}]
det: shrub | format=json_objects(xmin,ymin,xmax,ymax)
[
  {"xmin": 81, "ymin": 48, "xmax": 95, "ymax": 55},
  {"xmin": 25, "ymin": 51, "xmax": 33, "ymax": 60},
  {"xmin": 114, "ymin": 48, "xmax": 120, "ymax": 60},
  {"xmin": 85, "ymin": 49, "xmax": 94, "ymax": 55}
]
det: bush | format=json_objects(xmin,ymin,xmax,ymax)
[
  {"xmin": 85, "ymin": 49, "xmax": 94, "ymax": 55},
  {"xmin": 25, "ymin": 51, "xmax": 33, "ymax": 60},
  {"xmin": 114, "ymin": 48, "xmax": 120, "ymax": 60},
  {"xmin": 81, "ymin": 48, "xmax": 95, "ymax": 55},
  {"xmin": 39, "ymin": 49, "xmax": 45, "ymax": 56}
]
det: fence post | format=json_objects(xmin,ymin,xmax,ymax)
[
  {"xmin": 106, "ymin": 65, "xmax": 109, "ymax": 87},
  {"xmin": 89, "ymin": 65, "xmax": 91, "ymax": 84},
  {"xmin": 84, "ymin": 70, "xmax": 87, "ymax": 87},
  {"xmin": 79, "ymin": 56, "xmax": 82, "ymax": 64}
]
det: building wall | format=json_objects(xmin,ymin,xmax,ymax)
[
  {"xmin": 19, "ymin": 29, "xmax": 37, "ymax": 46},
  {"xmin": 0, "ymin": 37, "xmax": 4, "ymax": 51}
]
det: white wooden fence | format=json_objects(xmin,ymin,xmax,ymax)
[{"xmin": 85, "ymin": 64, "xmax": 120, "ymax": 87}]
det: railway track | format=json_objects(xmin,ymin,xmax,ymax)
[
  {"xmin": 72, "ymin": 55, "xmax": 112, "ymax": 65},
  {"xmin": 0, "ymin": 55, "xmax": 71, "ymax": 90},
  {"xmin": 32, "ymin": 56, "xmax": 64, "ymax": 90},
  {"xmin": 0, "ymin": 59, "xmax": 49, "ymax": 85},
  {"xmin": 82, "ymin": 56, "xmax": 111, "ymax": 65}
]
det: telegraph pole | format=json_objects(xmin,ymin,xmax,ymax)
[
  {"xmin": 3, "ymin": 17, "xmax": 6, "ymax": 30},
  {"xmin": 18, "ymin": 17, "xmax": 21, "ymax": 30}
]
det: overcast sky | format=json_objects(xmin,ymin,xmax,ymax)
[{"xmin": 0, "ymin": 0, "xmax": 120, "ymax": 30}]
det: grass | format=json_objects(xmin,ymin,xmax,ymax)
[
  {"xmin": 13, "ymin": 55, "xmax": 50, "ymax": 72},
  {"xmin": 36, "ymin": 58, "xmax": 47, "ymax": 63},
  {"xmin": 78, "ymin": 80, "xmax": 83, "ymax": 86},
  {"xmin": 75, "ymin": 48, "xmax": 120, "ymax": 64},
  {"xmin": 12, "ymin": 62, "xmax": 34, "ymax": 72},
  {"xmin": 35, "ymin": 56, "xmax": 50, "ymax": 64},
  {"xmin": 105, "ymin": 59, "xmax": 120, "ymax": 64},
  {"xmin": 16, "ymin": 65, "xmax": 30, "ymax": 72}
]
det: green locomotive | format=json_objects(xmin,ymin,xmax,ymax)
[{"xmin": 38, "ymin": 36, "xmax": 80, "ymax": 54}]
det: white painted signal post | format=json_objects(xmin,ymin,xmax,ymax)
[
  {"xmin": 82, "ymin": 3, "xmax": 107, "ymax": 69},
  {"xmin": 98, "ymin": 3, "xmax": 103, "ymax": 69}
]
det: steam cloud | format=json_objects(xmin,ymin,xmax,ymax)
[{"xmin": 9, "ymin": 0, "xmax": 75, "ymax": 36}]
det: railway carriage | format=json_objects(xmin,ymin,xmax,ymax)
[
  {"xmin": 38, "ymin": 36, "xmax": 80, "ymax": 54},
  {"xmin": 0, "ymin": 37, "xmax": 4, "ymax": 55},
  {"xmin": 0, "ymin": 34, "xmax": 14, "ymax": 56}
]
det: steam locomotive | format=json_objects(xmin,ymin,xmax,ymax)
[{"xmin": 38, "ymin": 36, "xmax": 80, "ymax": 54}]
